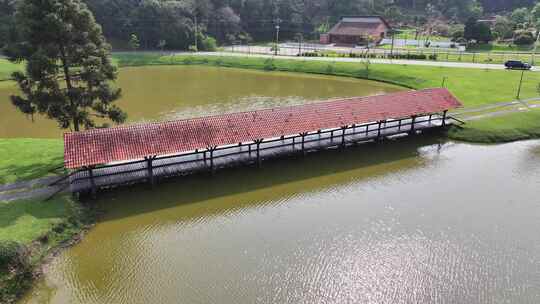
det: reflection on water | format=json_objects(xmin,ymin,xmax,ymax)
[
  {"xmin": 0, "ymin": 66, "xmax": 402, "ymax": 138},
  {"xmin": 22, "ymin": 138, "xmax": 540, "ymax": 304}
]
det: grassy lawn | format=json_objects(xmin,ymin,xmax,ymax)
[
  {"xmin": 0, "ymin": 139, "xmax": 64, "ymax": 184},
  {"xmin": 0, "ymin": 59, "xmax": 22, "ymax": 81},
  {"xmin": 394, "ymin": 29, "xmax": 450, "ymax": 42},
  {"xmin": 467, "ymin": 43, "xmax": 536, "ymax": 53},
  {"xmin": 0, "ymin": 194, "xmax": 90, "ymax": 303},
  {"xmin": 0, "ymin": 196, "xmax": 72, "ymax": 244},
  {"xmin": 448, "ymin": 109, "xmax": 540, "ymax": 143}
]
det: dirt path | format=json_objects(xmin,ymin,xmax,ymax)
[{"xmin": 0, "ymin": 176, "xmax": 68, "ymax": 202}]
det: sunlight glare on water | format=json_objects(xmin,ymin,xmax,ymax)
[{"xmin": 22, "ymin": 139, "xmax": 540, "ymax": 304}]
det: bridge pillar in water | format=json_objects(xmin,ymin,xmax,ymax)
[
  {"xmin": 255, "ymin": 139, "xmax": 263, "ymax": 168},
  {"xmin": 300, "ymin": 132, "xmax": 308, "ymax": 156},
  {"xmin": 409, "ymin": 116, "xmax": 417, "ymax": 136},
  {"xmin": 442, "ymin": 110, "xmax": 448, "ymax": 127},
  {"xmin": 208, "ymin": 146, "xmax": 217, "ymax": 175},
  {"xmin": 87, "ymin": 166, "xmax": 97, "ymax": 199},
  {"xmin": 145, "ymin": 156, "xmax": 156, "ymax": 187}
]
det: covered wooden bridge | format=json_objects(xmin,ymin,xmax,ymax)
[{"xmin": 64, "ymin": 88, "xmax": 463, "ymax": 194}]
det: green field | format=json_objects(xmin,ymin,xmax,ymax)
[
  {"xmin": 0, "ymin": 194, "xmax": 90, "ymax": 303},
  {"xmin": 0, "ymin": 196, "xmax": 73, "ymax": 244},
  {"xmin": 467, "ymin": 43, "xmax": 537, "ymax": 53},
  {"xmin": 0, "ymin": 138, "xmax": 64, "ymax": 184},
  {"xmin": 0, "ymin": 59, "xmax": 22, "ymax": 81},
  {"xmin": 448, "ymin": 109, "xmax": 540, "ymax": 143}
]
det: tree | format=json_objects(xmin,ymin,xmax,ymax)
[
  {"xmin": 514, "ymin": 30, "xmax": 535, "ymax": 45},
  {"xmin": 464, "ymin": 18, "xmax": 493, "ymax": 43},
  {"xmin": 493, "ymin": 16, "xmax": 514, "ymax": 40},
  {"xmin": 157, "ymin": 39, "xmax": 166, "ymax": 52},
  {"xmin": 0, "ymin": 0, "xmax": 16, "ymax": 49},
  {"xmin": 5, "ymin": 0, "xmax": 126, "ymax": 132},
  {"xmin": 129, "ymin": 33, "xmax": 140, "ymax": 51},
  {"xmin": 384, "ymin": 6, "xmax": 403, "ymax": 24},
  {"xmin": 511, "ymin": 7, "xmax": 531, "ymax": 28}
]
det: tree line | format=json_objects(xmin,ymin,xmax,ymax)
[{"xmin": 4, "ymin": 0, "xmax": 540, "ymax": 52}]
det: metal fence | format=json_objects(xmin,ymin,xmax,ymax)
[{"xmin": 225, "ymin": 44, "xmax": 540, "ymax": 65}]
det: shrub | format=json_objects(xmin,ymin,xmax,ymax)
[
  {"xmin": 200, "ymin": 36, "xmax": 217, "ymax": 51},
  {"xmin": 0, "ymin": 241, "xmax": 30, "ymax": 273},
  {"xmin": 263, "ymin": 58, "xmax": 276, "ymax": 71},
  {"xmin": 326, "ymin": 64, "xmax": 335, "ymax": 74},
  {"xmin": 514, "ymin": 31, "xmax": 535, "ymax": 45}
]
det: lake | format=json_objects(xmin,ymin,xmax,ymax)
[
  {"xmin": 22, "ymin": 137, "xmax": 540, "ymax": 303},
  {"xmin": 0, "ymin": 66, "xmax": 403, "ymax": 138}
]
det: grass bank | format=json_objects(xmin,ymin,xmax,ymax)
[
  {"xmin": 0, "ymin": 195, "xmax": 94, "ymax": 303},
  {"xmin": 0, "ymin": 138, "xmax": 79, "ymax": 303},
  {"xmin": 0, "ymin": 138, "xmax": 64, "ymax": 184},
  {"xmin": 0, "ymin": 59, "xmax": 22, "ymax": 81},
  {"xmin": 448, "ymin": 110, "xmax": 540, "ymax": 143}
]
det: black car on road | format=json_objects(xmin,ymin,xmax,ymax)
[{"xmin": 504, "ymin": 60, "xmax": 532, "ymax": 70}]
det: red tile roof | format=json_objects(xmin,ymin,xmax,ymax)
[
  {"xmin": 64, "ymin": 88, "xmax": 462, "ymax": 169},
  {"xmin": 328, "ymin": 16, "xmax": 390, "ymax": 37}
]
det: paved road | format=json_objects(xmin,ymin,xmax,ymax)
[{"xmin": 198, "ymin": 51, "xmax": 539, "ymax": 72}]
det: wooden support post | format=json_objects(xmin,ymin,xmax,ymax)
[
  {"xmin": 248, "ymin": 143, "xmax": 252, "ymax": 157},
  {"xmin": 377, "ymin": 121, "xmax": 383, "ymax": 140},
  {"xmin": 300, "ymin": 133, "xmax": 307, "ymax": 155},
  {"xmin": 442, "ymin": 110, "xmax": 448, "ymax": 127},
  {"xmin": 88, "ymin": 166, "xmax": 97, "ymax": 198},
  {"xmin": 256, "ymin": 140, "xmax": 262, "ymax": 167},
  {"xmin": 209, "ymin": 146, "xmax": 216, "ymax": 175},
  {"xmin": 428, "ymin": 114, "xmax": 433, "ymax": 124},
  {"xmin": 398, "ymin": 119, "xmax": 402, "ymax": 131},
  {"xmin": 341, "ymin": 126, "xmax": 347, "ymax": 147},
  {"xmin": 410, "ymin": 116, "xmax": 417, "ymax": 135},
  {"xmin": 146, "ymin": 156, "xmax": 155, "ymax": 187},
  {"xmin": 365, "ymin": 124, "xmax": 369, "ymax": 137},
  {"xmin": 203, "ymin": 150, "xmax": 207, "ymax": 164}
]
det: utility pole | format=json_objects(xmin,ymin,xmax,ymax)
[
  {"xmin": 194, "ymin": 14, "xmax": 198, "ymax": 52},
  {"xmin": 274, "ymin": 18, "xmax": 282, "ymax": 56},
  {"xmin": 516, "ymin": 68, "xmax": 526, "ymax": 99},
  {"xmin": 531, "ymin": 31, "xmax": 540, "ymax": 66},
  {"xmin": 390, "ymin": 30, "xmax": 396, "ymax": 57},
  {"xmin": 297, "ymin": 33, "xmax": 303, "ymax": 56}
]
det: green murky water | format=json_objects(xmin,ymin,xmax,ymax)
[
  {"xmin": 22, "ymin": 138, "xmax": 540, "ymax": 303},
  {"xmin": 0, "ymin": 66, "xmax": 402, "ymax": 138}
]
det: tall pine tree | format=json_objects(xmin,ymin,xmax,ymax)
[{"xmin": 5, "ymin": 0, "xmax": 126, "ymax": 131}]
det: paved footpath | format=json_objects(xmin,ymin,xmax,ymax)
[
  {"xmin": 0, "ymin": 176, "xmax": 67, "ymax": 202},
  {"xmin": 193, "ymin": 51, "xmax": 539, "ymax": 72}
]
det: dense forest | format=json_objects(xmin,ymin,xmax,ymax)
[{"xmin": 1, "ymin": 0, "xmax": 540, "ymax": 50}]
